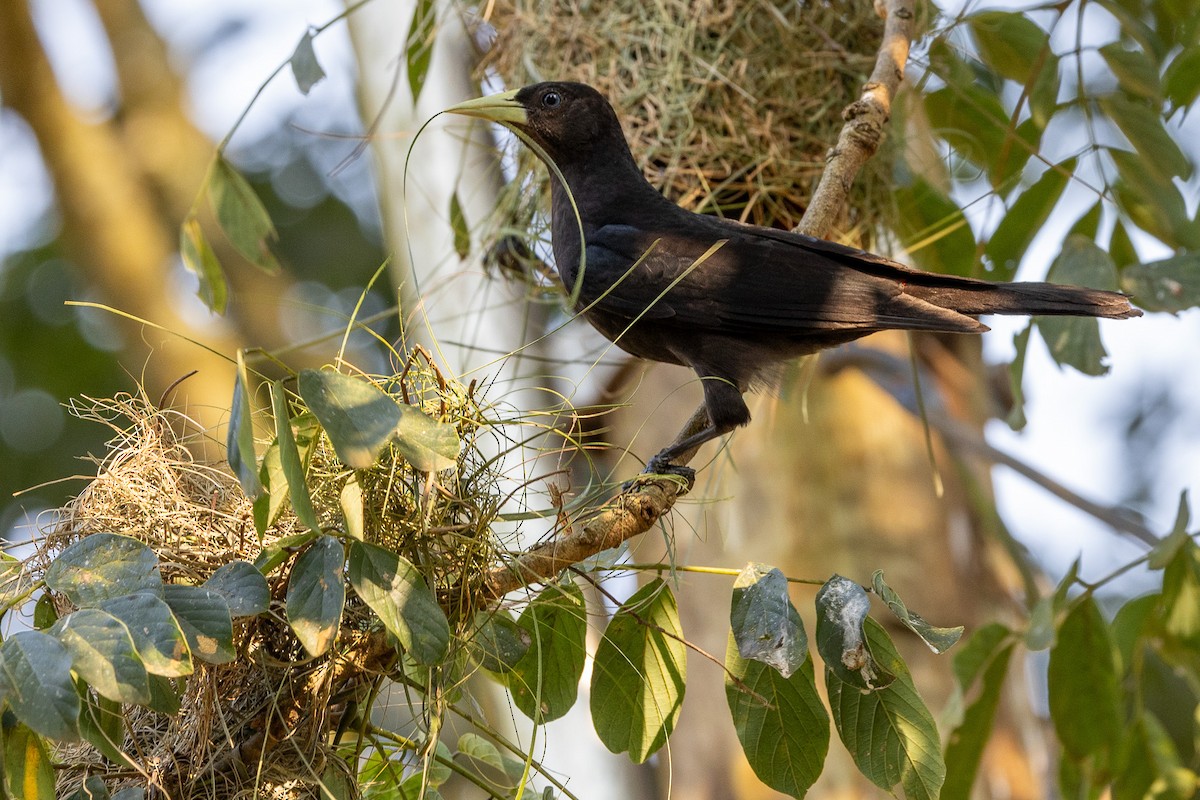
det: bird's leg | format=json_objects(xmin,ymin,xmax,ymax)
[
  {"xmin": 642, "ymin": 377, "xmax": 750, "ymax": 479},
  {"xmin": 636, "ymin": 405, "xmax": 709, "ymax": 486}
]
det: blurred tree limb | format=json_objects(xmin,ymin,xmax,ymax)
[{"xmin": 0, "ymin": 0, "xmax": 236, "ymax": 428}]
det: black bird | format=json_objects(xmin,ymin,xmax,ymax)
[{"xmin": 447, "ymin": 82, "xmax": 1141, "ymax": 475}]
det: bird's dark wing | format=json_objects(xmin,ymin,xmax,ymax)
[{"xmin": 581, "ymin": 223, "xmax": 987, "ymax": 335}]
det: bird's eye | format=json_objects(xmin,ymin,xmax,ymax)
[{"xmin": 542, "ymin": 91, "xmax": 562, "ymax": 108}]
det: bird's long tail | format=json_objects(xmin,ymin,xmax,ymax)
[{"xmin": 910, "ymin": 280, "xmax": 1142, "ymax": 319}]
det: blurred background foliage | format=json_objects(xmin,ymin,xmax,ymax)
[{"xmin": 0, "ymin": 0, "xmax": 388, "ymax": 538}]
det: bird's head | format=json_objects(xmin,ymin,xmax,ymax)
[{"xmin": 446, "ymin": 82, "xmax": 630, "ymax": 166}]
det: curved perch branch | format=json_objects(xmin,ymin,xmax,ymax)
[{"xmin": 483, "ymin": 477, "xmax": 686, "ymax": 599}]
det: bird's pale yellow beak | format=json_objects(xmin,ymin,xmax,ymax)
[{"xmin": 444, "ymin": 89, "xmax": 527, "ymax": 125}]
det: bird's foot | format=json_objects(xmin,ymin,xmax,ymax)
[{"xmin": 622, "ymin": 458, "xmax": 695, "ymax": 493}]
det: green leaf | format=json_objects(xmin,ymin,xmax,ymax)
[
  {"xmin": 0, "ymin": 554, "xmax": 26, "ymax": 609},
  {"xmin": 1093, "ymin": 0, "xmax": 1167, "ymax": 59},
  {"xmin": 404, "ymin": 0, "xmax": 436, "ymax": 103},
  {"xmin": 457, "ymin": 731, "xmax": 505, "ymax": 770},
  {"xmin": 1160, "ymin": 541, "xmax": 1200, "ymax": 649},
  {"xmin": 1024, "ymin": 595, "xmax": 1056, "ymax": 651},
  {"xmin": 360, "ymin": 747, "xmax": 407, "ymax": 798},
  {"xmin": 1111, "ymin": 593, "xmax": 1158, "ymax": 676},
  {"xmin": 891, "ymin": 171, "xmax": 975, "ymax": 277},
  {"xmin": 827, "ymin": 618, "xmax": 944, "ymax": 800},
  {"xmin": 1114, "ymin": 713, "xmax": 1188, "ymax": 800},
  {"xmin": 1100, "ymin": 94, "xmax": 1192, "ymax": 183},
  {"xmin": 347, "ymin": 541, "xmax": 448, "ymax": 665},
  {"xmin": 33, "ymin": 593, "xmax": 57, "ymax": 630},
  {"xmin": 254, "ymin": 441, "xmax": 283, "ymax": 538},
  {"xmin": 208, "ymin": 156, "xmax": 280, "ymax": 273},
  {"xmin": 469, "ymin": 610, "xmax": 530, "ymax": 673},
  {"xmin": 951, "ymin": 622, "xmax": 1013, "ymax": 690},
  {"xmin": 425, "ymin": 741, "xmax": 454, "ymax": 787},
  {"xmin": 985, "ymin": 158, "xmax": 1076, "ymax": 281},
  {"xmin": 1026, "ymin": 558, "xmax": 1079, "ymax": 652},
  {"xmin": 966, "ymin": 11, "xmax": 1050, "ymax": 84},
  {"xmin": 1109, "ymin": 220, "xmax": 1138, "ymax": 270},
  {"xmin": 50, "ymin": 608, "xmax": 151, "ymax": 705},
  {"xmin": 1047, "ymin": 595, "xmax": 1122, "ymax": 758},
  {"xmin": 393, "ymin": 404, "xmax": 460, "ymax": 473},
  {"xmin": 271, "ymin": 380, "xmax": 322, "ymax": 532},
  {"xmin": 1006, "ymin": 323, "xmax": 1032, "ymax": 430},
  {"xmin": 1037, "ymin": 235, "xmax": 1118, "ymax": 376},
  {"xmin": 457, "ymin": 732, "xmax": 523, "ymax": 781},
  {"xmin": 253, "ymin": 530, "xmax": 319, "ymax": 575},
  {"xmin": 1035, "ymin": 309, "xmax": 1107, "ymax": 375},
  {"xmin": 254, "ymin": 413, "xmax": 321, "ymax": 537},
  {"xmin": 180, "ymin": 216, "xmax": 227, "ymax": 313},
  {"xmin": 725, "ymin": 631, "xmax": 829, "ymax": 798},
  {"xmin": 398, "ymin": 773, "xmax": 443, "ymax": 800},
  {"xmin": 814, "ymin": 575, "xmax": 894, "ymax": 690},
  {"xmin": 290, "ymin": 28, "xmax": 326, "ymax": 95},
  {"xmin": 730, "ymin": 563, "xmax": 807, "ymax": 677},
  {"xmin": 1121, "ymin": 251, "xmax": 1200, "ymax": 313},
  {"xmin": 64, "ymin": 775, "xmax": 111, "ymax": 800},
  {"xmin": 942, "ymin": 634, "xmax": 1015, "ymax": 799},
  {"xmin": 0, "ymin": 631, "xmax": 80, "ymax": 740},
  {"xmin": 320, "ymin": 762, "xmax": 354, "ymax": 800},
  {"xmin": 1028, "ymin": 52, "xmax": 1061, "ymax": 130},
  {"xmin": 1100, "ymin": 43, "xmax": 1162, "ymax": 101},
  {"xmin": 204, "ymin": 560, "xmax": 270, "ymax": 617},
  {"xmin": 228, "ymin": 350, "xmax": 262, "ymax": 501},
  {"xmin": 287, "ymin": 535, "xmax": 346, "ymax": 657},
  {"xmin": 1165, "ymin": 45, "xmax": 1200, "ymax": 112},
  {"xmin": 2, "ymin": 720, "xmax": 56, "ymax": 800},
  {"xmin": 1149, "ymin": 492, "xmax": 1191, "ymax": 570},
  {"xmin": 44, "ymin": 533, "xmax": 162, "ymax": 607},
  {"xmin": 1069, "ymin": 201, "xmax": 1102, "ymax": 241},
  {"xmin": 508, "ymin": 580, "xmax": 587, "ymax": 723},
  {"xmin": 298, "ymin": 369, "xmax": 401, "ymax": 469},
  {"xmin": 590, "ymin": 579, "xmax": 686, "ymax": 763},
  {"xmin": 146, "ymin": 674, "xmax": 181, "ymax": 715},
  {"xmin": 870, "ymin": 570, "xmax": 963, "ymax": 653},
  {"xmin": 99, "ymin": 591, "xmax": 192, "ymax": 677},
  {"xmin": 78, "ymin": 689, "xmax": 136, "ymax": 769},
  {"xmin": 449, "ymin": 192, "xmax": 470, "ymax": 259},
  {"xmin": 924, "ymin": 85, "xmax": 1037, "ymax": 188},
  {"xmin": 1111, "ymin": 149, "xmax": 1200, "ymax": 249},
  {"xmin": 340, "ymin": 474, "xmax": 365, "ymax": 540},
  {"xmin": 299, "ymin": 367, "xmax": 460, "ymax": 474},
  {"xmin": 161, "ymin": 584, "xmax": 236, "ymax": 665}
]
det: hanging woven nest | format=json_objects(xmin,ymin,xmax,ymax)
[{"xmin": 476, "ymin": 0, "xmax": 902, "ymax": 237}]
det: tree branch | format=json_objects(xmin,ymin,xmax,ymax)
[
  {"xmin": 796, "ymin": 0, "xmax": 916, "ymax": 239},
  {"xmin": 482, "ymin": 475, "xmax": 686, "ymax": 599},
  {"xmin": 477, "ymin": 0, "xmax": 920, "ymax": 600}
]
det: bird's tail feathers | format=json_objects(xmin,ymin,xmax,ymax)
[{"xmin": 911, "ymin": 281, "xmax": 1142, "ymax": 319}]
